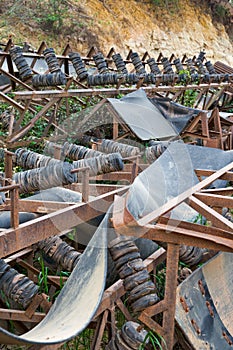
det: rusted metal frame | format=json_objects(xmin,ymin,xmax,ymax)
[
  {"xmin": 66, "ymin": 183, "xmax": 124, "ymax": 196},
  {"xmin": 4, "ymin": 247, "xmax": 33, "ymax": 263},
  {"xmin": 30, "ymin": 41, "xmax": 47, "ymax": 70},
  {"xmin": 71, "ymin": 166, "xmax": 90, "ymax": 202},
  {"xmin": 137, "ymin": 161, "xmax": 233, "ymax": 227},
  {"xmin": 107, "ymin": 306, "xmax": 117, "ymax": 342},
  {"xmin": 139, "ymin": 310, "xmax": 165, "ymax": 338},
  {"xmin": 4, "ymin": 150, "xmax": 14, "ymax": 181},
  {"xmin": 8, "ymin": 97, "xmax": 60, "ymax": 143},
  {"xmin": 0, "ymin": 67, "xmax": 33, "ymax": 91},
  {"xmin": 6, "ymin": 52, "xmax": 16, "ymax": 91},
  {"xmin": 107, "ymin": 103, "xmax": 132, "ymax": 138},
  {"xmin": 115, "ymin": 298, "xmax": 134, "ymax": 321},
  {"xmin": 4, "ymin": 198, "xmax": 75, "ymax": 213},
  {"xmin": 94, "ymin": 172, "xmax": 132, "ymax": 182},
  {"xmin": 205, "ymin": 86, "xmax": 226, "ymax": 110},
  {"xmin": 0, "ymin": 309, "xmax": 45, "ymax": 323},
  {"xmin": 200, "ymin": 187, "xmax": 233, "ymax": 195},
  {"xmin": 200, "ymin": 112, "xmax": 209, "ymax": 138},
  {"xmin": 10, "ymin": 186, "xmax": 19, "ymax": 229},
  {"xmin": 41, "ymin": 97, "xmax": 64, "ymax": 138},
  {"xmin": 187, "ymin": 195, "xmax": 233, "ymax": 231},
  {"xmin": 16, "ymin": 258, "xmax": 62, "ymax": 289},
  {"xmin": 0, "ymin": 91, "xmax": 25, "ymax": 113},
  {"xmin": 12, "ymin": 99, "xmax": 31, "ymax": 134},
  {"xmin": 162, "ymin": 243, "xmax": 180, "ymax": 350},
  {"xmin": 143, "ymin": 222, "xmax": 233, "ymax": 251},
  {"xmin": 0, "ymin": 186, "xmax": 129, "ymax": 258},
  {"xmin": 202, "ymin": 87, "xmax": 211, "ymax": 110},
  {"xmin": 124, "ymin": 155, "xmax": 140, "ymax": 182},
  {"xmin": 158, "ymin": 215, "xmax": 232, "ymax": 240},
  {"xmin": 0, "ymin": 39, "xmax": 13, "ymax": 68},
  {"xmin": 182, "ymin": 111, "xmax": 202, "ymax": 134},
  {"xmin": 8, "ymin": 111, "xmax": 15, "ymax": 137},
  {"xmin": 207, "ymin": 107, "xmax": 223, "ymax": 147},
  {"xmin": 113, "ymin": 116, "xmax": 119, "ymax": 140},
  {"xmin": 90, "ymin": 309, "xmax": 109, "ymax": 350},
  {"xmin": 195, "ymin": 168, "xmax": 233, "ymax": 181},
  {"xmin": 181, "ymin": 132, "xmax": 209, "ymax": 141},
  {"xmin": 138, "ymin": 220, "xmax": 233, "ymax": 347},
  {"xmin": 171, "ymin": 89, "xmax": 184, "ymax": 101},
  {"xmin": 194, "ymin": 192, "xmax": 233, "ymax": 208},
  {"xmin": 193, "ymin": 88, "xmax": 208, "ymax": 109},
  {"xmin": 13, "ymin": 83, "xmax": 233, "ymax": 100}
]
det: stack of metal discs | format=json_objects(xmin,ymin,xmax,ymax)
[
  {"xmin": 106, "ymin": 321, "xmax": 148, "ymax": 350},
  {"xmin": 62, "ymin": 141, "xmax": 103, "ymax": 160},
  {"xmin": 14, "ymin": 148, "xmax": 61, "ymax": 169},
  {"xmin": 43, "ymin": 47, "xmax": 61, "ymax": 73},
  {"xmin": 179, "ymin": 244, "xmax": 208, "ymax": 267},
  {"xmin": 0, "ymin": 259, "xmax": 39, "ymax": 309},
  {"xmin": 173, "ymin": 58, "xmax": 184, "ymax": 73},
  {"xmin": 32, "ymin": 71, "xmax": 67, "ymax": 87},
  {"xmin": 205, "ymin": 60, "xmax": 216, "ymax": 75},
  {"xmin": 13, "ymin": 162, "xmax": 77, "ymax": 193},
  {"xmin": 73, "ymin": 152, "xmax": 124, "ymax": 177},
  {"xmin": 93, "ymin": 52, "xmax": 108, "ymax": 74},
  {"xmin": 130, "ymin": 52, "xmax": 146, "ymax": 75},
  {"xmin": 143, "ymin": 73, "xmax": 156, "ymax": 84},
  {"xmin": 161, "ymin": 57, "xmax": 174, "ymax": 74},
  {"xmin": 95, "ymin": 139, "xmax": 140, "ymax": 158},
  {"xmin": 0, "ymin": 109, "xmax": 13, "ymax": 131},
  {"xmin": 147, "ymin": 57, "xmax": 161, "ymax": 75},
  {"xmin": 87, "ymin": 73, "xmax": 118, "ymax": 86},
  {"xmin": 69, "ymin": 52, "xmax": 88, "ymax": 81},
  {"xmin": 112, "ymin": 53, "xmax": 128, "ymax": 74},
  {"xmin": 124, "ymin": 73, "xmax": 139, "ymax": 84},
  {"xmin": 109, "ymin": 236, "xmax": 159, "ymax": 314},
  {"xmin": 145, "ymin": 141, "xmax": 169, "ymax": 163},
  {"xmin": 9, "ymin": 46, "xmax": 33, "ymax": 81},
  {"xmin": 38, "ymin": 235, "xmax": 81, "ymax": 272}
]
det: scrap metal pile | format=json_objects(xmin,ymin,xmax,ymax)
[{"xmin": 0, "ymin": 39, "xmax": 232, "ymax": 350}]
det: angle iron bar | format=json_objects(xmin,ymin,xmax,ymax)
[
  {"xmin": 0, "ymin": 186, "xmax": 129, "ymax": 258},
  {"xmin": 137, "ymin": 161, "xmax": 233, "ymax": 227},
  {"xmin": 143, "ymin": 223, "xmax": 233, "ymax": 252},
  {"xmin": 13, "ymin": 82, "xmax": 233, "ymax": 100}
]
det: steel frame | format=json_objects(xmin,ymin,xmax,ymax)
[{"xmin": 112, "ymin": 162, "xmax": 233, "ymax": 350}]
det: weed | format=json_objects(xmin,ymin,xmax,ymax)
[
  {"xmin": 37, "ymin": 255, "xmax": 49, "ymax": 296},
  {"xmin": 139, "ymin": 329, "xmax": 167, "ymax": 350}
]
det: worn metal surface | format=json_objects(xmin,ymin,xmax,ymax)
[
  {"xmin": 0, "ymin": 211, "xmax": 108, "ymax": 345},
  {"xmin": 176, "ymin": 252, "xmax": 233, "ymax": 349},
  {"xmin": 108, "ymin": 89, "xmax": 178, "ymax": 140}
]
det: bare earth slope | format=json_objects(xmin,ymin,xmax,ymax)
[{"xmin": 0, "ymin": 0, "xmax": 232, "ymax": 65}]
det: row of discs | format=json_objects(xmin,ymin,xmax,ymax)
[
  {"xmin": 145, "ymin": 142, "xmax": 169, "ymax": 164},
  {"xmin": 13, "ymin": 162, "xmax": 77, "ymax": 194},
  {"xmin": 38, "ymin": 236, "xmax": 81, "ymax": 272},
  {"xmin": 32, "ymin": 72, "xmax": 67, "ymax": 87},
  {"xmin": 73, "ymin": 152, "xmax": 123, "ymax": 177},
  {"xmin": 9, "ymin": 46, "xmax": 33, "ymax": 81},
  {"xmin": 0, "ymin": 259, "xmax": 39, "ymax": 309},
  {"xmin": 109, "ymin": 236, "xmax": 159, "ymax": 314},
  {"xmin": 14, "ymin": 148, "xmax": 60, "ymax": 169},
  {"xmin": 62, "ymin": 141, "xmax": 103, "ymax": 160},
  {"xmin": 95, "ymin": 139, "xmax": 140, "ymax": 158}
]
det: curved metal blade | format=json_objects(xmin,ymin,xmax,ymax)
[{"xmin": 0, "ymin": 213, "xmax": 108, "ymax": 345}]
